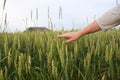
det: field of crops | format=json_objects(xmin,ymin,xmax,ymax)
[{"xmin": 0, "ymin": 29, "xmax": 120, "ymax": 80}]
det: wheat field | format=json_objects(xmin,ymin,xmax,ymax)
[
  {"xmin": 0, "ymin": 30, "xmax": 120, "ymax": 80},
  {"xmin": 0, "ymin": 0, "xmax": 120, "ymax": 80}
]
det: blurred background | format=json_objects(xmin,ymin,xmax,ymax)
[{"xmin": 0, "ymin": 0, "xmax": 119, "ymax": 32}]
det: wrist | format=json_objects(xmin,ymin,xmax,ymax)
[{"xmin": 77, "ymin": 31, "xmax": 83, "ymax": 38}]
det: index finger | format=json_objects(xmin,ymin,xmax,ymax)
[{"xmin": 57, "ymin": 35, "xmax": 66, "ymax": 38}]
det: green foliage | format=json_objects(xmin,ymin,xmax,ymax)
[{"xmin": 0, "ymin": 30, "xmax": 120, "ymax": 80}]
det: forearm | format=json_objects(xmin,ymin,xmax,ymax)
[{"xmin": 78, "ymin": 21, "xmax": 101, "ymax": 37}]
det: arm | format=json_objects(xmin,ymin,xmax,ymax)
[
  {"xmin": 58, "ymin": 4, "xmax": 120, "ymax": 44},
  {"xmin": 57, "ymin": 21, "xmax": 101, "ymax": 44},
  {"xmin": 96, "ymin": 4, "xmax": 120, "ymax": 31}
]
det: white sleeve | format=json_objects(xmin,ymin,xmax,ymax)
[{"xmin": 96, "ymin": 4, "xmax": 120, "ymax": 31}]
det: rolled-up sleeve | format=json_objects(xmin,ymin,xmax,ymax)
[{"xmin": 96, "ymin": 4, "xmax": 120, "ymax": 31}]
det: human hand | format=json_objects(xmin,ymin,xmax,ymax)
[{"xmin": 57, "ymin": 31, "xmax": 81, "ymax": 44}]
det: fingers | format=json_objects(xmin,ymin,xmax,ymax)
[
  {"xmin": 57, "ymin": 34, "xmax": 69, "ymax": 38},
  {"xmin": 57, "ymin": 33, "xmax": 73, "ymax": 44},
  {"xmin": 57, "ymin": 35, "xmax": 65, "ymax": 38},
  {"xmin": 65, "ymin": 38, "xmax": 74, "ymax": 44}
]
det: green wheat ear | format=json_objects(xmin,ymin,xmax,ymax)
[{"xmin": 0, "ymin": 69, "xmax": 4, "ymax": 80}]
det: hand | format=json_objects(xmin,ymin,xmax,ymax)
[{"xmin": 57, "ymin": 31, "xmax": 81, "ymax": 44}]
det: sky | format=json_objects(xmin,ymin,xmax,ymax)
[{"xmin": 0, "ymin": 0, "xmax": 119, "ymax": 32}]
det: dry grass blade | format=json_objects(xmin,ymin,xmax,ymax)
[
  {"xmin": 48, "ymin": 6, "xmax": 50, "ymax": 28},
  {"xmin": 4, "ymin": 13, "xmax": 7, "ymax": 27},
  {"xmin": 3, "ymin": 13, "xmax": 7, "ymax": 32},
  {"xmin": 31, "ymin": 10, "xmax": 33, "ymax": 21},
  {"xmin": 3, "ymin": 0, "xmax": 7, "ymax": 10},
  {"xmin": 36, "ymin": 8, "xmax": 38, "ymax": 22},
  {"xmin": 59, "ymin": 6, "xmax": 62, "ymax": 20},
  {"xmin": 48, "ymin": 6, "xmax": 50, "ymax": 19}
]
